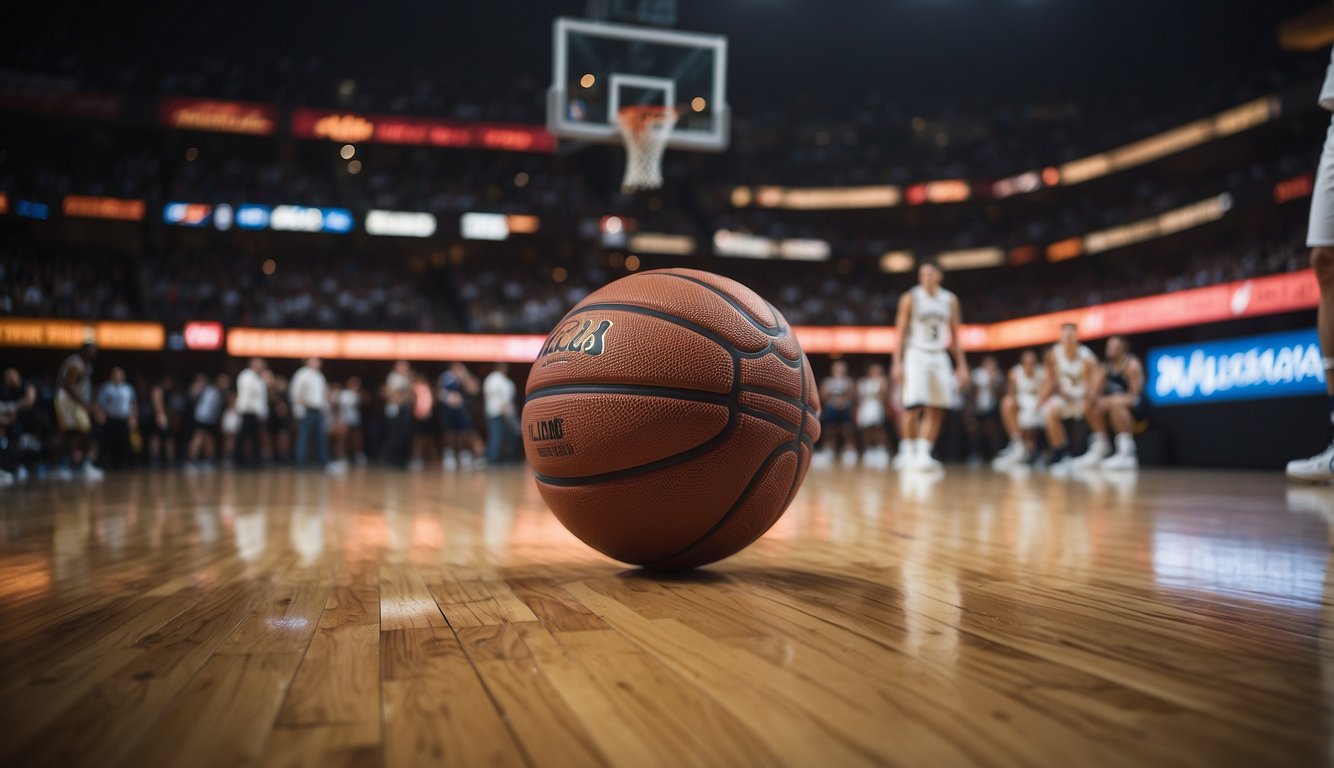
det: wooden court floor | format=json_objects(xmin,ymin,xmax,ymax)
[{"xmin": 0, "ymin": 464, "xmax": 1331, "ymax": 767}]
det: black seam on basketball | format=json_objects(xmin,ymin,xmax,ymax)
[
  {"xmin": 739, "ymin": 405, "xmax": 800, "ymax": 434},
  {"xmin": 565, "ymin": 303, "xmax": 800, "ymax": 368},
  {"xmin": 781, "ymin": 352, "xmax": 811, "ymax": 510},
  {"xmin": 642, "ymin": 440, "xmax": 798, "ymax": 568},
  {"xmin": 740, "ymin": 385, "xmax": 805, "ymax": 409},
  {"xmin": 654, "ymin": 272, "xmax": 781, "ymax": 335},
  {"xmin": 526, "ymin": 384, "xmax": 732, "ymax": 407}
]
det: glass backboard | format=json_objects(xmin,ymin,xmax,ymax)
[{"xmin": 549, "ymin": 17, "xmax": 729, "ymax": 151}]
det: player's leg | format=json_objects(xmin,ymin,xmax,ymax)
[
  {"xmin": 993, "ymin": 395, "xmax": 1025, "ymax": 468},
  {"xmin": 1074, "ymin": 398, "xmax": 1111, "ymax": 467},
  {"xmin": 1101, "ymin": 395, "xmax": 1140, "ymax": 470},
  {"xmin": 1044, "ymin": 398, "xmax": 1072, "ymax": 470},
  {"xmin": 909, "ymin": 357, "xmax": 949, "ymax": 470},
  {"xmin": 1289, "ymin": 113, "xmax": 1334, "ymax": 480}
]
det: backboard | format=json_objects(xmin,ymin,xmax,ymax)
[{"xmin": 548, "ymin": 17, "xmax": 729, "ymax": 152}]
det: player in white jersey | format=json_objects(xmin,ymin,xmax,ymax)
[
  {"xmin": 1287, "ymin": 44, "xmax": 1334, "ymax": 482},
  {"xmin": 892, "ymin": 262, "xmax": 967, "ymax": 471},
  {"xmin": 1039, "ymin": 323, "xmax": 1098, "ymax": 473},
  {"xmin": 992, "ymin": 349, "xmax": 1044, "ymax": 469},
  {"xmin": 856, "ymin": 362, "xmax": 890, "ymax": 468}
]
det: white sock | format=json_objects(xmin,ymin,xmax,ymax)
[
  {"xmin": 915, "ymin": 438, "xmax": 933, "ymax": 457},
  {"xmin": 899, "ymin": 440, "xmax": 914, "ymax": 457},
  {"xmin": 1114, "ymin": 433, "xmax": 1136, "ymax": 455}
]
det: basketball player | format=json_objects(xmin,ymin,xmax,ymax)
[
  {"xmin": 53, "ymin": 342, "xmax": 103, "ymax": 480},
  {"xmin": 439, "ymin": 362, "xmax": 483, "ymax": 470},
  {"xmin": 1039, "ymin": 323, "xmax": 1098, "ymax": 473},
  {"xmin": 1077, "ymin": 336, "xmax": 1146, "ymax": 470},
  {"xmin": 992, "ymin": 349, "xmax": 1045, "ymax": 469},
  {"xmin": 856, "ymin": 362, "xmax": 890, "ymax": 468},
  {"xmin": 1287, "ymin": 45, "xmax": 1334, "ymax": 481},
  {"xmin": 817, "ymin": 360, "xmax": 858, "ymax": 467},
  {"xmin": 892, "ymin": 262, "xmax": 967, "ymax": 471}
]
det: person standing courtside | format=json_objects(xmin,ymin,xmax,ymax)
[
  {"xmin": 54, "ymin": 342, "xmax": 103, "ymax": 480},
  {"xmin": 1039, "ymin": 323, "xmax": 1099, "ymax": 474},
  {"xmin": 234, "ymin": 357, "xmax": 268, "ymax": 468},
  {"xmin": 483, "ymin": 363, "xmax": 517, "ymax": 465},
  {"xmin": 856, "ymin": 362, "xmax": 891, "ymax": 468},
  {"xmin": 95, "ymin": 367, "xmax": 136, "ymax": 470},
  {"xmin": 892, "ymin": 262, "xmax": 968, "ymax": 472},
  {"xmin": 290, "ymin": 357, "xmax": 331, "ymax": 469},
  {"xmin": 817, "ymin": 360, "xmax": 857, "ymax": 467},
  {"xmin": 1288, "ymin": 43, "xmax": 1334, "ymax": 481}
]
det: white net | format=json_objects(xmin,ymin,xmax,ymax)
[{"xmin": 617, "ymin": 107, "xmax": 678, "ymax": 193}]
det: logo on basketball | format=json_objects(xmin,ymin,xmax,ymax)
[
  {"xmin": 528, "ymin": 417, "xmax": 565, "ymax": 442},
  {"xmin": 539, "ymin": 318, "xmax": 613, "ymax": 362}
]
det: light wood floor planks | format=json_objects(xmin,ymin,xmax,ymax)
[{"xmin": 1, "ymin": 465, "xmax": 1332, "ymax": 767}]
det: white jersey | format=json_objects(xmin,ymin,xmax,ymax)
[
  {"xmin": 824, "ymin": 376, "xmax": 853, "ymax": 408},
  {"xmin": 857, "ymin": 377, "xmax": 884, "ymax": 404},
  {"xmin": 906, "ymin": 286, "xmax": 955, "ymax": 353},
  {"xmin": 1051, "ymin": 344, "xmax": 1096, "ymax": 399},
  {"xmin": 1012, "ymin": 364, "xmax": 1043, "ymax": 399}
]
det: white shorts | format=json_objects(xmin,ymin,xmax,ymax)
[
  {"xmin": 1042, "ymin": 394, "xmax": 1085, "ymax": 422},
  {"xmin": 902, "ymin": 347, "xmax": 956, "ymax": 410},
  {"xmin": 55, "ymin": 390, "xmax": 91, "ymax": 433},
  {"xmin": 856, "ymin": 400, "xmax": 885, "ymax": 428},
  {"xmin": 1017, "ymin": 394, "xmax": 1043, "ymax": 430},
  {"xmin": 1309, "ymin": 114, "xmax": 1334, "ymax": 247}
]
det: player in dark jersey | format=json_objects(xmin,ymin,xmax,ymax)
[{"xmin": 1080, "ymin": 336, "xmax": 1147, "ymax": 471}]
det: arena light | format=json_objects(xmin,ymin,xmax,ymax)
[
  {"xmin": 16, "ymin": 200, "xmax": 50, "ymax": 220},
  {"xmin": 183, "ymin": 321, "xmax": 224, "ymax": 351},
  {"xmin": 880, "ymin": 251, "xmax": 915, "ymax": 273},
  {"xmin": 992, "ymin": 171, "xmax": 1043, "ymax": 199},
  {"xmin": 936, "ymin": 247, "xmax": 1004, "ymax": 271},
  {"xmin": 752, "ymin": 185, "xmax": 901, "ymax": 210},
  {"xmin": 777, "ymin": 239, "xmax": 832, "ymax": 261},
  {"xmin": 365, "ymin": 209, "xmax": 437, "ymax": 238},
  {"xmin": 461, "ymin": 212, "xmax": 509, "ymax": 241},
  {"xmin": 906, "ymin": 180, "xmax": 971, "ymax": 205},
  {"xmin": 1046, "ymin": 237, "xmax": 1083, "ymax": 262},
  {"xmin": 270, "ymin": 205, "xmax": 355, "ymax": 234},
  {"xmin": 62, "ymin": 195, "xmax": 146, "ymax": 221},
  {"xmin": 226, "ymin": 328, "xmax": 546, "ymax": 362},
  {"xmin": 1083, "ymin": 195, "xmax": 1230, "ymax": 255},
  {"xmin": 0, "ymin": 318, "xmax": 164, "ymax": 350},
  {"xmin": 163, "ymin": 202, "xmax": 213, "ymax": 227},
  {"xmin": 1274, "ymin": 174, "xmax": 1315, "ymax": 204},
  {"xmin": 629, "ymin": 232, "xmax": 696, "ymax": 256},
  {"xmin": 0, "ymin": 192, "xmax": 8, "ymax": 215},
  {"xmin": 1060, "ymin": 96, "xmax": 1279, "ymax": 186},
  {"xmin": 713, "ymin": 230, "xmax": 774, "ymax": 259},
  {"xmin": 158, "ymin": 98, "xmax": 277, "ymax": 135},
  {"xmin": 235, "ymin": 205, "xmax": 271, "ymax": 230},
  {"xmin": 506, "ymin": 214, "xmax": 540, "ymax": 234},
  {"xmin": 1007, "ymin": 245, "xmax": 1038, "ymax": 266},
  {"xmin": 291, "ymin": 108, "xmax": 556, "ymax": 153}
]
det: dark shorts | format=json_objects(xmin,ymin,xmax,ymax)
[
  {"xmin": 822, "ymin": 406, "xmax": 854, "ymax": 426},
  {"xmin": 414, "ymin": 417, "xmax": 437, "ymax": 436},
  {"xmin": 268, "ymin": 414, "xmax": 290, "ymax": 433},
  {"xmin": 441, "ymin": 406, "xmax": 472, "ymax": 432}
]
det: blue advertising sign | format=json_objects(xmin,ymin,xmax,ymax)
[
  {"xmin": 235, "ymin": 204, "xmax": 272, "ymax": 230},
  {"xmin": 1148, "ymin": 328, "xmax": 1325, "ymax": 406}
]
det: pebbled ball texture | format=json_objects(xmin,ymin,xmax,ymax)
[{"xmin": 522, "ymin": 268, "xmax": 821, "ymax": 569}]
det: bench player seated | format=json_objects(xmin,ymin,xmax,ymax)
[
  {"xmin": 992, "ymin": 349, "xmax": 1045, "ymax": 469},
  {"xmin": 1039, "ymin": 323, "xmax": 1098, "ymax": 473},
  {"xmin": 892, "ymin": 261, "xmax": 968, "ymax": 472},
  {"xmin": 1074, "ymin": 336, "xmax": 1147, "ymax": 471}
]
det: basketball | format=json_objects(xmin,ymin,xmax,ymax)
[{"xmin": 522, "ymin": 268, "xmax": 821, "ymax": 568}]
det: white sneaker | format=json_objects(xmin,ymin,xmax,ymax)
[
  {"xmin": 1049, "ymin": 457, "xmax": 1074, "ymax": 477},
  {"xmin": 992, "ymin": 442, "xmax": 1026, "ymax": 470},
  {"xmin": 1287, "ymin": 442, "xmax": 1334, "ymax": 482},
  {"xmin": 52, "ymin": 466, "xmax": 75, "ymax": 481},
  {"xmin": 81, "ymin": 464, "xmax": 105, "ymax": 481},
  {"xmin": 910, "ymin": 452, "xmax": 944, "ymax": 472},
  {"xmin": 812, "ymin": 450, "xmax": 833, "ymax": 469},
  {"xmin": 840, "ymin": 448, "xmax": 858, "ymax": 467},
  {"xmin": 326, "ymin": 459, "xmax": 349, "ymax": 476},
  {"xmin": 1100, "ymin": 452, "xmax": 1138, "ymax": 471},
  {"xmin": 460, "ymin": 452, "xmax": 474, "ymax": 470},
  {"xmin": 0, "ymin": 470, "xmax": 14, "ymax": 487},
  {"xmin": 1072, "ymin": 440, "xmax": 1109, "ymax": 469},
  {"xmin": 442, "ymin": 452, "xmax": 458, "ymax": 471},
  {"xmin": 892, "ymin": 449, "xmax": 909, "ymax": 470}
]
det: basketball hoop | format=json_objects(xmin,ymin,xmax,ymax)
[{"xmin": 617, "ymin": 105, "xmax": 678, "ymax": 193}]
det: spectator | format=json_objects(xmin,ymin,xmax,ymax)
[
  {"xmin": 0, "ymin": 367, "xmax": 38, "ymax": 484},
  {"xmin": 337, "ymin": 376, "xmax": 367, "ymax": 465},
  {"xmin": 483, "ymin": 363, "xmax": 517, "ymax": 465},
  {"xmin": 96, "ymin": 366, "xmax": 136, "ymax": 470},
  {"xmin": 266, "ymin": 373, "xmax": 292, "ymax": 464},
  {"xmin": 290, "ymin": 357, "xmax": 332, "ymax": 469},
  {"xmin": 188, "ymin": 373, "xmax": 227, "ymax": 468},
  {"xmin": 234, "ymin": 358, "xmax": 268, "ymax": 468},
  {"xmin": 381, "ymin": 361, "xmax": 414, "ymax": 468}
]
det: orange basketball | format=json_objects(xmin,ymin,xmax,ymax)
[{"xmin": 522, "ymin": 268, "xmax": 821, "ymax": 569}]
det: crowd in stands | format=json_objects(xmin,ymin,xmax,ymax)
[{"xmin": 0, "ymin": 352, "xmax": 524, "ymax": 485}]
